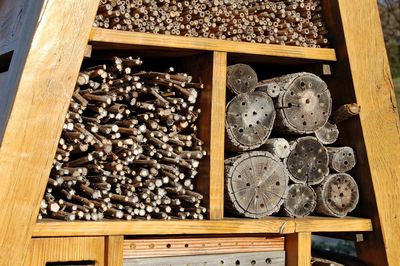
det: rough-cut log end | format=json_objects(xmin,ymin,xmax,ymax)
[
  {"xmin": 225, "ymin": 151, "xmax": 289, "ymax": 218},
  {"xmin": 283, "ymin": 184, "xmax": 317, "ymax": 218},
  {"xmin": 314, "ymin": 121, "xmax": 339, "ymax": 145},
  {"xmin": 285, "ymin": 136, "xmax": 329, "ymax": 185},
  {"xmin": 226, "ymin": 92, "xmax": 275, "ymax": 151},
  {"xmin": 315, "ymin": 173, "xmax": 359, "ymax": 217},
  {"xmin": 227, "ymin": 64, "xmax": 258, "ymax": 95},
  {"xmin": 275, "ymin": 72, "xmax": 332, "ymax": 134},
  {"xmin": 328, "ymin": 147, "xmax": 357, "ymax": 173}
]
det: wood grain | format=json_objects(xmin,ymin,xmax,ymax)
[
  {"xmin": 0, "ymin": 0, "xmax": 100, "ymax": 264},
  {"xmin": 33, "ymin": 217, "xmax": 372, "ymax": 237},
  {"xmin": 286, "ymin": 232, "xmax": 312, "ymax": 266},
  {"xmin": 334, "ymin": 0, "xmax": 400, "ymax": 265},
  {"xmin": 24, "ymin": 237, "xmax": 105, "ymax": 266},
  {"xmin": 123, "ymin": 236, "xmax": 284, "ymax": 258},
  {"xmin": 106, "ymin": 236, "xmax": 124, "ymax": 266},
  {"xmin": 90, "ymin": 28, "xmax": 337, "ymax": 61}
]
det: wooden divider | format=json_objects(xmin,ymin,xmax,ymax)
[{"xmin": 286, "ymin": 232, "xmax": 312, "ymax": 266}]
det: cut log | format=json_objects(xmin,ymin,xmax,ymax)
[
  {"xmin": 314, "ymin": 173, "xmax": 359, "ymax": 217},
  {"xmin": 330, "ymin": 103, "xmax": 360, "ymax": 124},
  {"xmin": 285, "ymin": 136, "xmax": 329, "ymax": 185},
  {"xmin": 261, "ymin": 138, "xmax": 290, "ymax": 159},
  {"xmin": 226, "ymin": 91, "xmax": 276, "ymax": 151},
  {"xmin": 225, "ymin": 151, "xmax": 289, "ymax": 218},
  {"xmin": 327, "ymin": 147, "xmax": 356, "ymax": 173},
  {"xmin": 314, "ymin": 121, "xmax": 339, "ymax": 145},
  {"xmin": 283, "ymin": 184, "xmax": 317, "ymax": 218},
  {"xmin": 267, "ymin": 72, "xmax": 332, "ymax": 134},
  {"xmin": 226, "ymin": 64, "xmax": 258, "ymax": 95}
]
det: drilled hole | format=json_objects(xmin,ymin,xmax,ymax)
[
  {"xmin": 251, "ymin": 260, "xmax": 256, "ymax": 265},
  {"xmin": 185, "ymin": 244, "xmax": 189, "ymax": 248},
  {"xmin": 166, "ymin": 244, "xmax": 171, "ymax": 248},
  {"xmin": 265, "ymin": 258, "xmax": 272, "ymax": 264},
  {"xmin": 236, "ymin": 260, "xmax": 240, "ymax": 265}
]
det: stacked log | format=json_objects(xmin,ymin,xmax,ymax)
[
  {"xmin": 39, "ymin": 56, "xmax": 206, "ymax": 221},
  {"xmin": 94, "ymin": 0, "xmax": 330, "ymax": 48},
  {"xmin": 225, "ymin": 66, "xmax": 361, "ymax": 219}
]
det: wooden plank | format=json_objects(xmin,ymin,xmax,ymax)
[
  {"xmin": 106, "ymin": 236, "xmax": 124, "ymax": 266},
  {"xmin": 0, "ymin": 0, "xmax": 100, "ymax": 264},
  {"xmin": 333, "ymin": 0, "xmax": 400, "ymax": 265},
  {"xmin": 90, "ymin": 28, "xmax": 337, "ymax": 61},
  {"xmin": 32, "ymin": 217, "xmax": 372, "ymax": 237},
  {"xmin": 123, "ymin": 236, "xmax": 284, "ymax": 259},
  {"xmin": 123, "ymin": 251, "xmax": 285, "ymax": 266},
  {"xmin": 286, "ymin": 232, "xmax": 312, "ymax": 266},
  {"xmin": 24, "ymin": 237, "xmax": 105, "ymax": 265}
]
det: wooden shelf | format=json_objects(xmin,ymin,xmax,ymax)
[
  {"xmin": 89, "ymin": 28, "xmax": 337, "ymax": 61},
  {"xmin": 33, "ymin": 217, "xmax": 372, "ymax": 237}
]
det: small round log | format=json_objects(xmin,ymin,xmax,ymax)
[
  {"xmin": 256, "ymin": 78, "xmax": 283, "ymax": 98},
  {"xmin": 283, "ymin": 184, "xmax": 317, "ymax": 218},
  {"xmin": 226, "ymin": 64, "xmax": 258, "ymax": 95},
  {"xmin": 285, "ymin": 136, "xmax": 329, "ymax": 185},
  {"xmin": 330, "ymin": 103, "xmax": 360, "ymax": 124},
  {"xmin": 327, "ymin": 147, "xmax": 356, "ymax": 173},
  {"xmin": 314, "ymin": 121, "xmax": 339, "ymax": 145},
  {"xmin": 226, "ymin": 91, "xmax": 276, "ymax": 151},
  {"xmin": 261, "ymin": 138, "xmax": 291, "ymax": 159},
  {"xmin": 225, "ymin": 151, "xmax": 289, "ymax": 218},
  {"xmin": 273, "ymin": 72, "xmax": 332, "ymax": 134},
  {"xmin": 314, "ymin": 173, "xmax": 359, "ymax": 217}
]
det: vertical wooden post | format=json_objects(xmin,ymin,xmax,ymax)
[
  {"xmin": 335, "ymin": 0, "xmax": 400, "ymax": 265},
  {"xmin": 105, "ymin": 236, "xmax": 124, "ymax": 266},
  {"xmin": 286, "ymin": 232, "xmax": 312, "ymax": 266},
  {"xmin": 0, "ymin": 1, "xmax": 100, "ymax": 265}
]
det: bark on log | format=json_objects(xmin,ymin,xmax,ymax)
[
  {"xmin": 327, "ymin": 147, "xmax": 356, "ymax": 173},
  {"xmin": 225, "ymin": 151, "xmax": 289, "ymax": 218},
  {"xmin": 314, "ymin": 121, "xmax": 339, "ymax": 145},
  {"xmin": 226, "ymin": 64, "xmax": 258, "ymax": 95},
  {"xmin": 226, "ymin": 91, "xmax": 275, "ymax": 151},
  {"xmin": 330, "ymin": 103, "xmax": 360, "ymax": 124},
  {"xmin": 314, "ymin": 173, "xmax": 359, "ymax": 217},
  {"xmin": 283, "ymin": 184, "xmax": 317, "ymax": 218},
  {"xmin": 285, "ymin": 136, "xmax": 329, "ymax": 185},
  {"xmin": 261, "ymin": 72, "xmax": 332, "ymax": 134}
]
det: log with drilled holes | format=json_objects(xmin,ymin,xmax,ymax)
[
  {"xmin": 225, "ymin": 151, "xmax": 289, "ymax": 218},
  {"xmin": 314, "ymin": 173, "xmax": 359, "ymax": 217},
  {"xmin": 285, "ymin": 136, "xmax": 329, "ymax": 185},
  {"xmin": 225, "ymin": 91, "xmax": 276, "ymax": 151},
  {"xmin": 259, "ymin": 72, "xmax": 332, "ymax": 134},
  {"xmin": 226, "ymin": 64, "xmax": 258, "ymax": 95},
  {"xmin": 39, "ymin": 56, "xmax": 207, "ymax": 221},
  {"xmin": 261, "ymin": 138, "xmax": 291, "ymax": 159},
  {"xmin": 327, "ymin": 147, "xmax": 356, "ymax": 173},
  {"xmin": 283, "ymin": 183, "xmax": 317, "ymax": 218},
  {"xmin": 314, "ymin": 121, "xmax": 339, "ymax": 145}
]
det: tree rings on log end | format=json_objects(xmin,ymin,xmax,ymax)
[
  {"xmin": 275, "ymin": 72, "xmax": 332, "ymax": 134},
  {"xmin": 284, "ymin": 184, "xmax": 317, "ymax": 218},
  {"xmin": 315, "ymin": 173, "xmax": 359, "ymax": 217},
  {"xmin": 225, "ymin": 151, "xmax": 289, "ymax": 218},
  {"xmin": 226, "ymin": 92, "xmax": 275, "ymax": 151},
  {"xmin": 285, "ymin": 136, "xmax": 329, "ymax": 185},
  {"xmin": 227, "ymin": 64, "xmax": 258, "ymax": 94},
  {"xmin": 328, "ymin": 147, "xmax": 356, "ymax": 173},
  {"xmin": 314, "ymin": 121, "xmax": 339, "ymax": 145}
]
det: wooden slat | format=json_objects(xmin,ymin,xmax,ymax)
[
  {"xmin": 334, "ymin": 0, "xmax": 400, "ymax": 265},
  {"xmin": 89, "ymin": 28, "xmax": 337, "ymax": 61},
  {"xmin": 106, "ymin": 236, "xmax": 124, "ymax": 266},
  {"xmin": 286, "ymin": 232, "xmax": 312, "ymax": 266},
  {"xmin": 123, "ymin": 236, "xmax": 284, "ymax": 259},
  {"xmin": 33, "ymin": 217, "xmax": 372, "ymax": 237},
  {"xmin": 123, "ymin": 251, "xmax": 285, "ymax": 266},
  {"xmin": 0, "ymin": 0, "xmax": 100, "ymax": 264},
  {"xmin": 24, "ymin": 237, "xmax": 105, "ymax": 265}
]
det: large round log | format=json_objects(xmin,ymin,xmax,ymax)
[
  {"xmin": 226, "ymin": 64, "xmax": 258, "ymax": 95},
  {"xmin": 225, "ymin": 151, "xmax": 289, "ymax": 218},
  {"xmin": 314, "ymin": 121, "xmax": 339, "ymax": 145},
  {"xmin": 226, "ymin": 91, "xmax": 276, "ymax": 151},
  {"xmin": 283, "ymin": 184, "xmax": 317, "ymax": 218},
  {"xmin": 260, "ymin": 72, "xmax": 332, "ymax": 134},
  {"xmin": 327, "ymin": 147, "xmax": 356, "ymax": 173},
  {"xmin": 285, "ymin": 136, "xmax": 329, "ymax": 185},
  {"xmin": 314, "ymin": 173, "xmax": 359, "ymax": 217}
]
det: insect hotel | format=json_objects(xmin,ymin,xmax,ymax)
[{"xmin": 0, "ymin": 0, "xmax": 399, "ymax": 265}]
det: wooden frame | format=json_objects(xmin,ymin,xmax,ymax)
[{"xmin": 0, "ymin": 0, "xmax": 398, "ymax": 265}]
